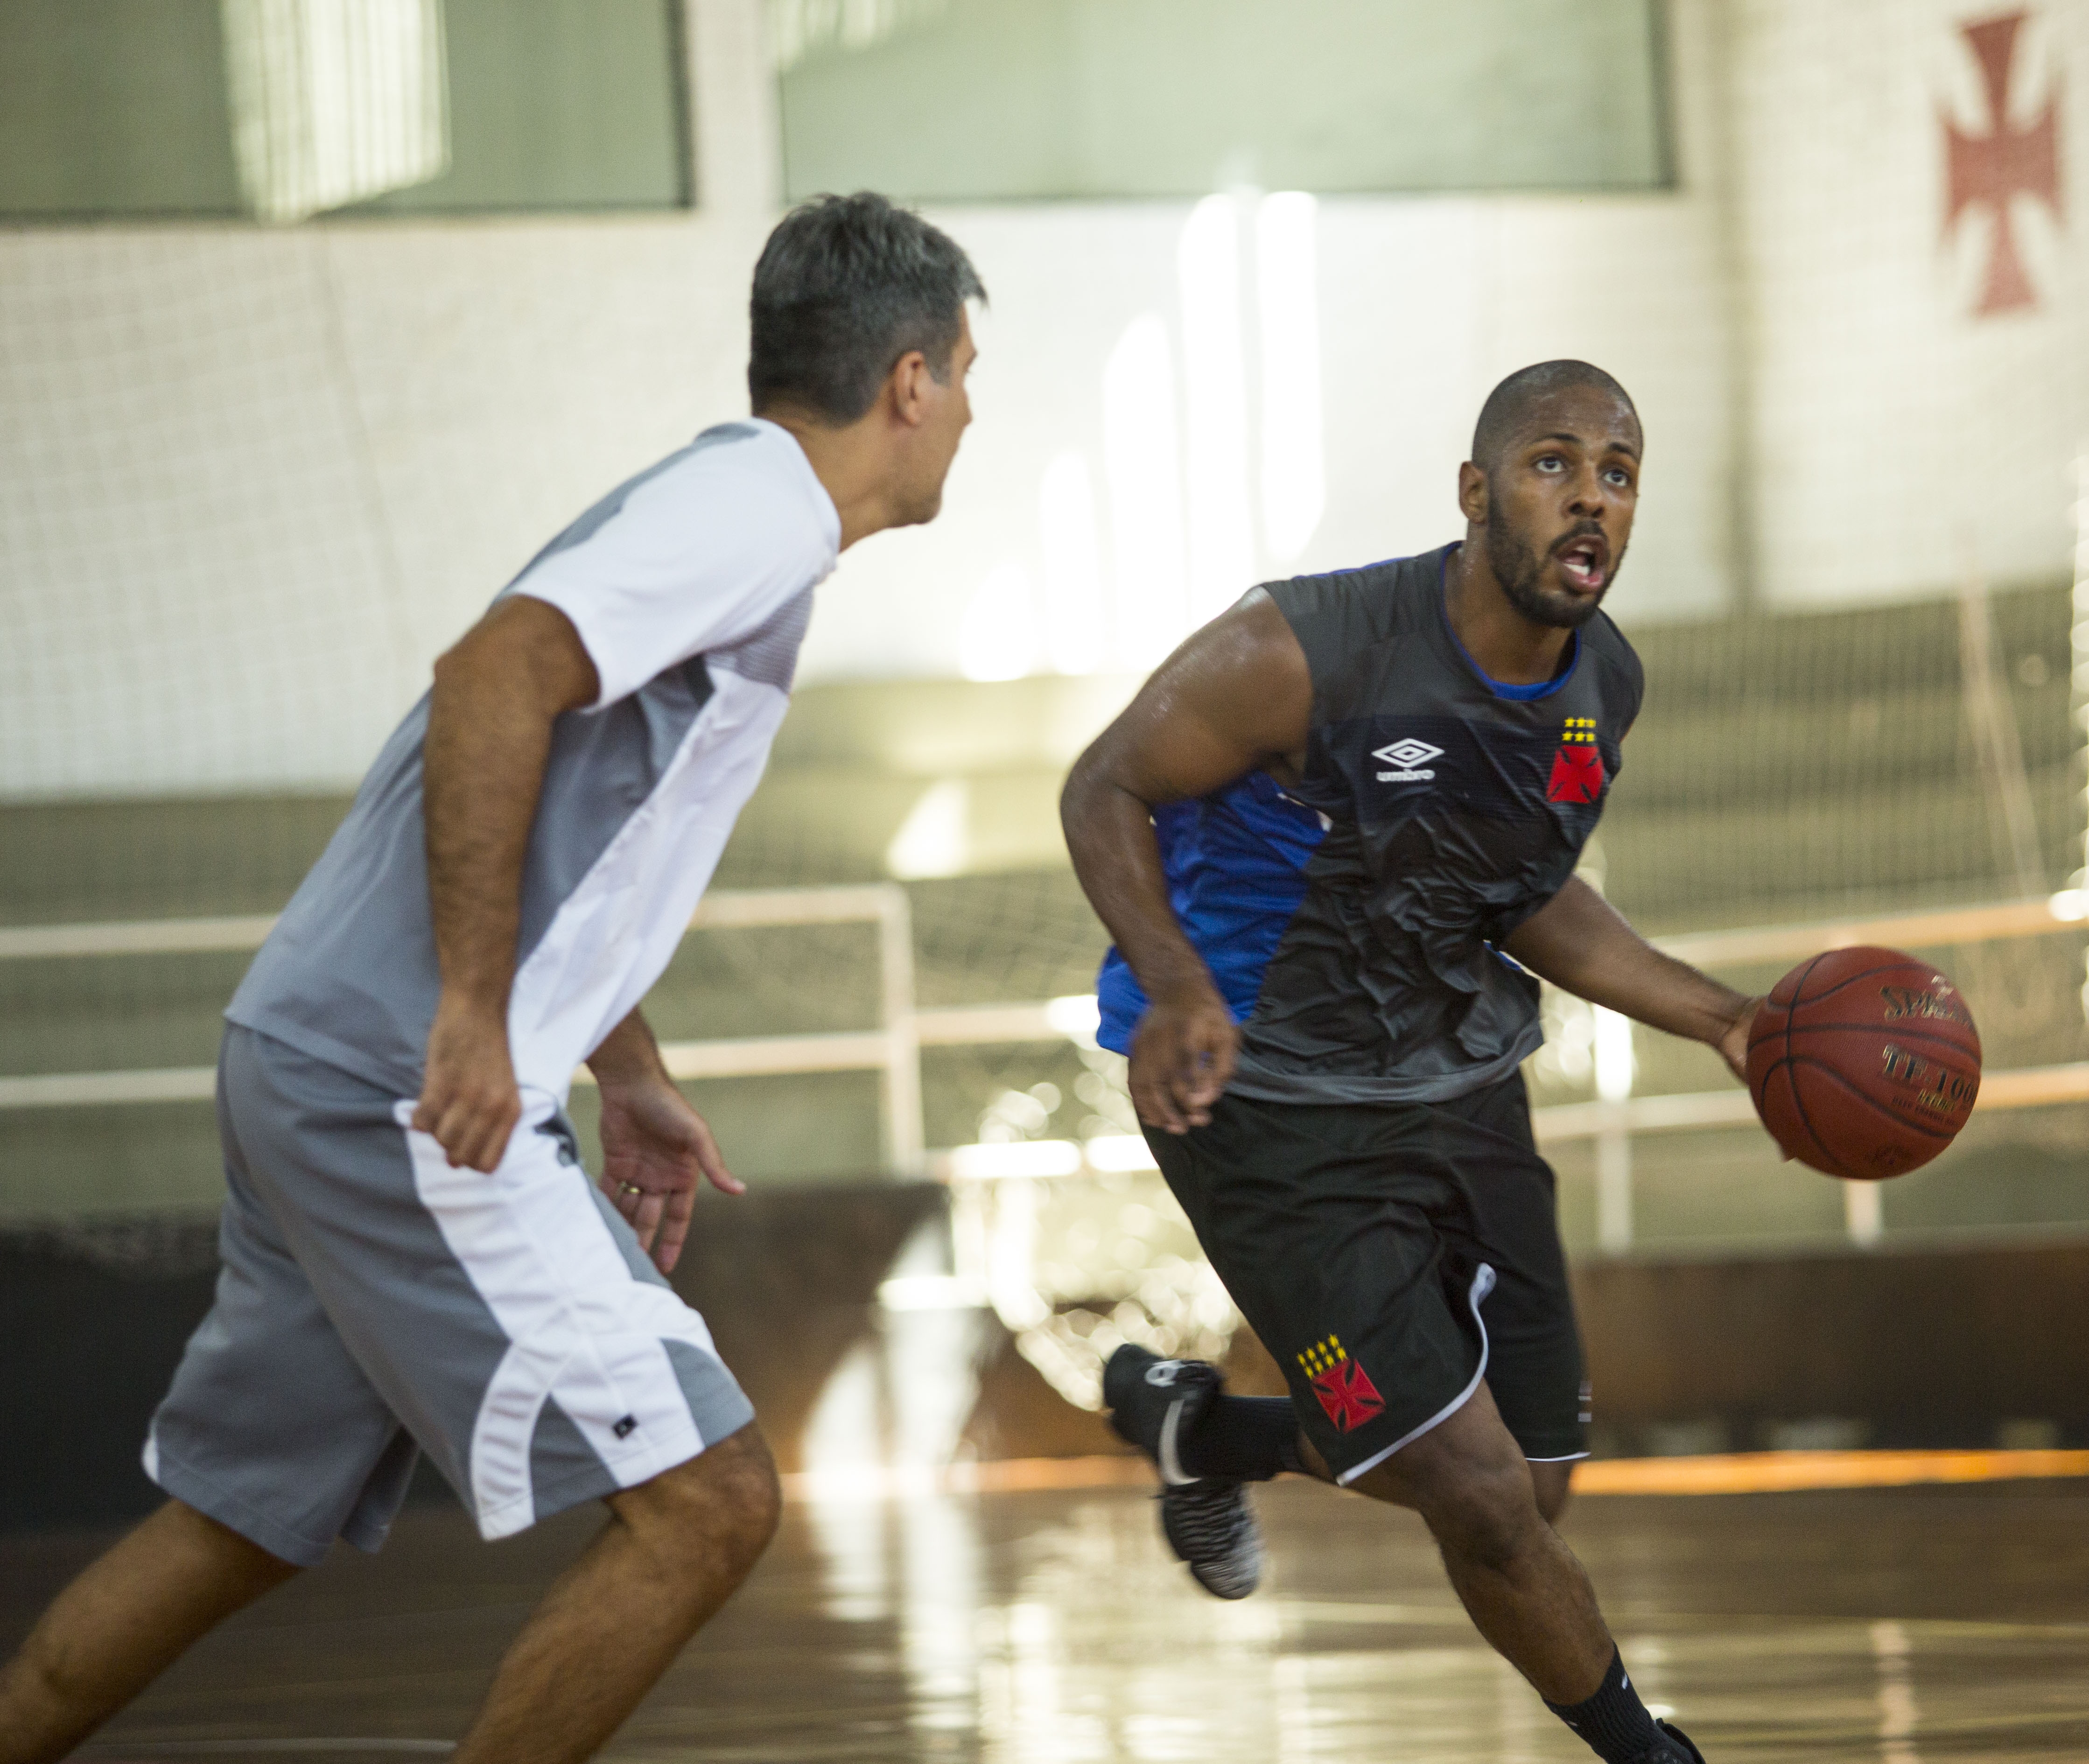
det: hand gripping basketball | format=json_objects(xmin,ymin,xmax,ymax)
[{"xmin": 1745, "ymin": 945, "xmax": 1982, "ymax": 1180}]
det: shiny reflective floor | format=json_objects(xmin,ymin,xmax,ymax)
[{"xmin": 8, "ymin": 1476, "xmax": 2088, "ymax": 1762}]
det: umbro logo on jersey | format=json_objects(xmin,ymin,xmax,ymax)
[{"xmin": 1372, "ymin": 738, "xmax": 1443, "ymax": 782}]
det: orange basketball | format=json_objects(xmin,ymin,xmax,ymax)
[{"xmin": 1745, "ymin": 946, "xmax": 1981, "ymax": 1180}]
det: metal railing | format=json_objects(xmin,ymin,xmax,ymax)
[
  {"xmin": 4, "ymin": 889, "xmax": 2088, "ymax": 1247},
  {"xmin": 0, "ymin": 885, "xmax": 1094, "ymax": 1181}
]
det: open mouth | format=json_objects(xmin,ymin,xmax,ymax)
[{"xmin": 1554, "ymin": 532, "xmax": 1610, "ymax": 592}]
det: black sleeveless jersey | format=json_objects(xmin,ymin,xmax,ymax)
[{"xmin": 1225, "ymin": 543, "xmax": 1644, "ymax": 1105}]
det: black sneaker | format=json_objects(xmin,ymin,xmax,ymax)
[
  {"xmin": 1647, "ymin": 1720, "xmax": 1705, "ymax": 1763},
  {"xmin": 1102, "ymin": 1344, "xmax": 1263, "ymax": 1600}
]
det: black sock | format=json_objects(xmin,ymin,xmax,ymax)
[
  {"xmin": 1545, "ymin": 1649, "xmax": 1668, "ymax": 1763},
  {"xmin": 1175, "ymin": 1394, "xmax": 1304, "ymax": 1481}
]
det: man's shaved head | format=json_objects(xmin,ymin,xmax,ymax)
[
  {"xmin": 1457, "ymin": 359, "xmax": 1643, "ymax": 630},
  {"xmin": 1471, "ymin": 360, "xmax": 1638, "ymax": 473}
]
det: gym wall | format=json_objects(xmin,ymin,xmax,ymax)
[{"xmin": 1, "ymin": 0, "xmax": 1744, "ymax": 802}]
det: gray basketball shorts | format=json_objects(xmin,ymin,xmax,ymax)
[{"xmin": 145, "ymin": 1024, "xmax": 756, "ymax": 1567}]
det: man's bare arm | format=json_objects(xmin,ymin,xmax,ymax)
[
  {"xmin": 411, "ymin": 596, "xmax": 599, "ymax": 1171},
  {"xmin": 1503, "ymin": 877, "xmax": 1758, "ymax": 1078},
  {"xmin": 1060, "ymin": 592, "xmax": 1314, "ymax": 1133},
  {"xmin": 587, "ymin": 1006, "xmax": 743, "ymax": 1274},
  {"xmin": 586, "ymin": 1006, "xmax": 671, "ymax": 1089}
]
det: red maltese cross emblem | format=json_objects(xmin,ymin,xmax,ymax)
[
  {"xmin": 1942, "ymin": 10, "xmax": 2062, "ymax": 316},
  {"xmin": 1546, "ymin": 716, "xmax": 1605, "ymax": 805},
  {"xmin": 1309, "ymin": 1359, "xmax": 1385, "ymax": 1433},
  {"xmin": 1298, "ymin": 1334, "xmax": 1386, "ymax": 1433}
]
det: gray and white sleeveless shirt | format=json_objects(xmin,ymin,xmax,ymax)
[{"xmin": 227, "ymin": 419, "xmax": 839, "ymax": 1112}]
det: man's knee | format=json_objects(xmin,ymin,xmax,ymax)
[
  {"xmin": 611, "ymin": 1424, "xmax": 781, "ymax": 1579},
  {"xmin": 1413, "ymin": 1455, "xmax": 1544, "ymax": 1570},
  {"xmin": 1359, "ymin": 1392, "xmax": 1549, "ymax": 1569}
]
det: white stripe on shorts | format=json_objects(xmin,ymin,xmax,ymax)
[
  {"xmin": 1335, "ymin": 1262, "xmax": 1498, "ymax": 1487},
  {"xmin": 397, "ymin": 1106, "xmax": 728, "ymax": 1540}
]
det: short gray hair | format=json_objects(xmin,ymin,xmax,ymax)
[{"xmin": 748, "ymin": 192, "xmax": 986, "ymax": 424}]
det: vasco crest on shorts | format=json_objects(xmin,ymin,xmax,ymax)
[{"xmin": 1298, "ymin": 1334, "xmax": 1385, "ymax": 1432}]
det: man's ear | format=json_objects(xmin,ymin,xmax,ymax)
[
  {"xmin": 1457, "ymin": 461, "xmax": 1488, "ymax": 526},
  {"xmin": 888, "ymin": 350, "xmax": 932, "ymax": 427}
]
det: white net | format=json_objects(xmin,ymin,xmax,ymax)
[{"xmin": 5, "ymin": 5, "xmax": 2089, "ymax": 1402}]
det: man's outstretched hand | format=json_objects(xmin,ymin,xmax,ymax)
[
  {"xmin": 597, "ymin": 1075, "xmax": 744, "ymax": 1275},
  {"xmin": 1129, "ymin": 985, "xmax": 1238, "ymax": 1134},
  {"xmin": 412, "ymin": 995, "xmax": 523, "ymax": 1173}
]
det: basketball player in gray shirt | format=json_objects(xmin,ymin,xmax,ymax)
[{"xmin": 1, "ymin": 195, "xmax": 983, "ymax": 1764}]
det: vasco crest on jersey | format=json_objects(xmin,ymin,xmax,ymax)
[{"xmin": 1545, "ymin": 716, "xmax": 1605, "ymax": 805}]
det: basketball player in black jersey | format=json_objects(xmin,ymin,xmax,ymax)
[{"xmin": 1062, "ymin": 362, "xmax": 1759, "ymax": 1764}]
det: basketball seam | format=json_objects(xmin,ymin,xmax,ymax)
[
  {"xmin": 1773, "ymin": 950, "xmax": 1825, "ymax": 1106},
  {"xmin": 1774, "ymin": 1057, "xmax": 1849, "ymax": 1175},
  {"xmin": 1750, "ymin": 959, "xmax": 1806, "ymax": 1162},
  {"xmin": 1791, "ymin": 957, "xmax": 1944, "ymax": 1004},
  {"xmin": 1775, "ymin": 950, "xmax": 1831, "ymax": 1017},
  {"xmin": 1765, "ymin": 953, "xmax": 1839, "ymax": 1173}
]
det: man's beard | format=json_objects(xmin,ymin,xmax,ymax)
[{"xmin": 1485, "ymin": 502, "xmax": 1609, "ymax": 630}]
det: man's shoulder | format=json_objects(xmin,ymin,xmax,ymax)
[
  {"xmin": 678, "ymin": 419, "xmax": 772, "ymax": 463},
  {"xmin": 646, "ymin": 420, "xmax": 836, "ymax": 561},
  {"xmin": 526, "ymin": 420, "xmax": 827, "ymax": 586},
  {"xmin": 1266, "ymin": 546, "xmax": 1446, "ymax": 638},
  {"xmin": 645, "ymin": 420, "xmax": 794, "ymax": 497},
  {"xmin": 1270, "ymin": 546, "xmax": 1440, "ymax": 604},
  {"xmin": 1261, "ymin": 547, "xmax": 1449, "ymax": 718}
]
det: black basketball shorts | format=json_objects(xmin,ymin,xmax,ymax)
[{"xmin": 1145, "ymin": 1074, "xmax": 1587, "ymax": 1484}]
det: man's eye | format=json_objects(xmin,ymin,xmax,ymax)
[{"xmin": 1535, "ymin": 455, "xmax": 1564, "ymax": 473}]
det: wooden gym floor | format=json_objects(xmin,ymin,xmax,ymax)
[{"xmin": 7, "ymin": 1473, "xmax": 2088, "ymax": 1763}]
